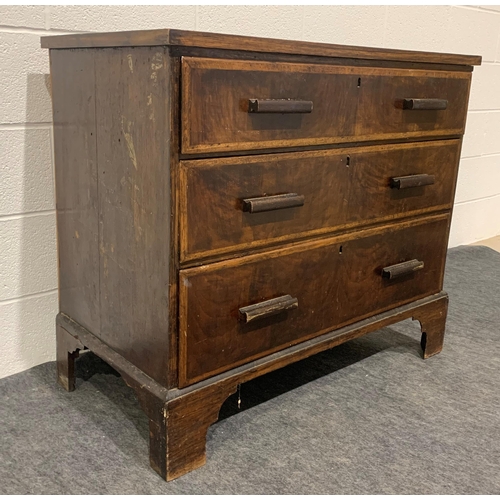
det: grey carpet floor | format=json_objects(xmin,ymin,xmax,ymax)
[{"xmin": 1, "ymin": 245, "xmax": 499, "ymax": 494}]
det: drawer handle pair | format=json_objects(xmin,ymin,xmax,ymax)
[
  {"xmin": 382, "ymin": 259, "xmax": 424, "ymax": 280},
  {"xmin": 398, "ymin": 98, "xmax": 448, "ymax": 110},
  {"xmin": 248, "ymin": 98, "xmax": 446, "ymax": 113},
  {"xmin": 242, "ymin": 171, "xmax": 434, "ymax": 213},
  {"xmin": 248, "ymin": 99, "xmax": 313, "ymax": 114},
  {"xmin": 240, "ymin": 259, "xmax": 424, "ymax": 323},
  {"xmin": 239, "ymin": 295, "xmax": 299, "ymax": 324},
  {"xmin": 390, "ymin": 174, "xmax": 435, "ymax": 189}
]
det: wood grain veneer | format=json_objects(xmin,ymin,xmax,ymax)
[
  {"xmin": 179, "ymin": 214, "xmax": 450, "ymax": 386},
  {"xmin": 181, "ymin": 57, "xmax": 471, "ymax": 153},
  {"xmin": 180, "ymin": 139, "xmax": 461, "ymax": 262}
]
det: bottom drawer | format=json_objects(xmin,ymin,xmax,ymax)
[{"xmin": 179, "ymin": 214, "xmax": 450, "ymax": 387}]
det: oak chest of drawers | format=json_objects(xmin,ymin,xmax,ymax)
[{"xmin": 42, "ymin": 29, "xmax": 481, "ymax": 480}]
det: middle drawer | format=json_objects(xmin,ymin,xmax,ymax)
[{"xmin": 180, "ymin": 139, "xmax": 460, "ymax": 262}]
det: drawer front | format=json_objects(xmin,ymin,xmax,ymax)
[
  {"xmin": 181, "ymin": 57, "xmax": 470, "ymax": 154},
  {"xmin": 179, "ymin": 215, "xmax": 449, "ymax": 386},
  {"xmin": 180, "ymin": 140, "xmax": 460, "ymax": 262}
]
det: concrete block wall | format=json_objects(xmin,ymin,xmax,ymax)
[{"xmin": 1, "ymin": 5, "xmax": 499, "ymax": 379}]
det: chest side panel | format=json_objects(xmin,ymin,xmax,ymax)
[{"xmin": 93, "ymin": 47, "xmax": 173, "ymax": 386}]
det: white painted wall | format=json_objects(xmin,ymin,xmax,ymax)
[{"xmin": 1, "ymin": 5, "xmax": 500, "ymax": 379}]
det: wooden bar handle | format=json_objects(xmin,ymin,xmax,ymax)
[
  {"xmin": 382, "ymin": 259, "xmax": 424, "ymax": 280},
  {"xmin": 239, "ymin": 295, "xmax": 298, "ymax": 323},
  {"xmin": 242, "ymin": 193, "xmax": 305, "ymax": 213},
  {"xmin": 398, "ymin": 98, "xmax": 448, "ymax": 110},
  {"xmin": 248, "ymin": 99, "xmax": 313, "ymax": 113},
  {"xmin": 390, "ymin": 174, "xmax": 435, "ymax": 189}
]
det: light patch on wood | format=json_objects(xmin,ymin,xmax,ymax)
[
  {"xmin": 99, "ymin": 243, "xmax": 109, "ymax": 278},
  {"xmin": 75, "ymin": 230, "xmax": 79, "ymax": 239},
  {"xmin": 127, "ymin": 54, "xmax": 134, "ymax": 73},
  {"xmin": 127, "ymin": 175, "xmax": 143, "ymax": 243},
  {"xmin": 121, "ymin": 116, "xmax": 138, "ymax": 170},
  {"xmin": 147, "ymin": 92, "xmax": 155, "ymax": 122},
  {"xmin": 151, "ymin": 52, "xmax": 163, "ymax": 71},
  {"xmin": 100, "ymin": 240, "xmax": 130, "ymax": 271},
  {"xmin": 150, "ymin": 52, "xmax": 163, "ymax": 85}
]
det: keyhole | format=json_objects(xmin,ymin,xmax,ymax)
[
  {"xmin": 339, "ymin": 245, "xmax": 343, "ymax": 254},
  {"xmin": 346, "ymin": 155, "xmax": 350, "ymax": 167},
  {"xmin": 357, "ymin": 77, "xmax": 361, "ymax": 87}
]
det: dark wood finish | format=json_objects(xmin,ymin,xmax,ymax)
[
  {"xmin": 46, "ymin": 29, "xmax": 477, "ymax": 481},
  {"xmin": 382, "ymin": 259, "xmax": 425, "ymax": 280},
  {"xmin": 239, "ymin": 294, "xmax": 299, "ymax": 323},
  {"xmin": 182, "ymin": 57, "xmax": 471, "ymax": 153},
  {"xmin": 50, "ymin": 47, "xmax": 174, "ymax": 388},
  {"xmin": 400, "ymin": 98, "xmax": 448, "ymax": 110},
  {"xmin": 248, "ymin": 99, "xmax": 313, "ymax": 113},
  {"xmin": 419, "ymin": 296, "xmax": 448, "ymax": 359},
  {"xmin": 56, "ymin": 323, "xmax": 85, "ymax": 392},
  {"xmin": 50, "ymin": 50, "xmax": 100, "ymax": 334},
  {"xmin": 242, "ymin": 193, "xmax": 305, "ymax": 213},
  {"xmin": 167, "ymin": 55, "xmax": 182, "ymax": 390},
  {"xmin": 179, "ymin": 215, "xmax": 449, "ymax": 386},
  {"xmin": 180, "ymin": 140, "xmax": 461, "ymax": 262},
  {"xmin": 93, "ymin": 47, "xmax": 172, "ymax": 387},
  {"xmin": 390, "ymin": 173, "xmax": 435, "ymax": 189},
  {"xmin": 164, "ymin": 382, "xmax": 238, "ymax": 479},
  {"xmin": 41, "ymin": 29, "xmax": 482, "ymax": 67},
  {"xmin": 172, "ymin": 46, "xmax": 477, "ymax": 74}
]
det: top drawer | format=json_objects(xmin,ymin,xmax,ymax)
[{"xmin": 181, "ymin": 57, "xmax": 471, "ymax": 154}]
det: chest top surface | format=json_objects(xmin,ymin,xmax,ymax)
[{"xmin": 41, "ymin": 28, "xmax": 482, "ymax": 68}]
